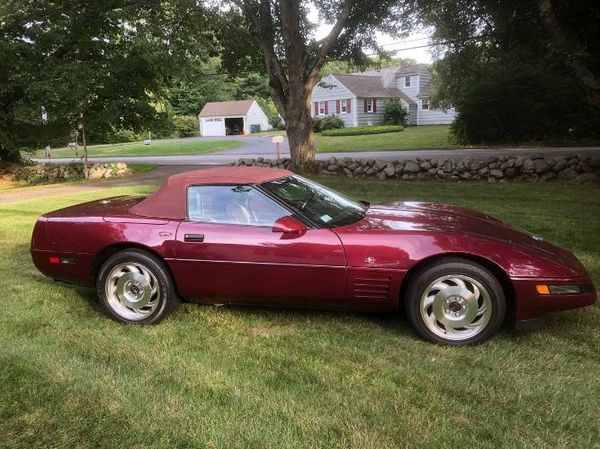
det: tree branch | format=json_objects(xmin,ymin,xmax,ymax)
[
  {"xmin": 306, "ymin": 0, "xmax": 354, "ymax": 88},
  {"xmin": 536, "ymin": 0, "xmax": 600, "ymax": 108},
  {"xmin": 233, "ymin": 0, "xmax": 289, "ymax": 106}
]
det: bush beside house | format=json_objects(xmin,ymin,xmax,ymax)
[{"xmin": 321, "ymin": 125, "xmax": 404, "ymax": 136}]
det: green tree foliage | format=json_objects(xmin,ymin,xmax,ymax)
[
  {"xmin": 452, "ymin": 62, "xmax": 600, "ymax": 143},
  {"xmin": 0, "ymin": 0, "xmax": 214, "ymax": 161},
  {"xmin": 168, "ymin": 58, "xmax": 238, "ymax": 116},
  {"xmin": 417, "ymin": 0, "xmax": 600, "ymax": 144},
  {"xmin": 383, "ymin": 99, "xmax": 408, "ymax": 126}
]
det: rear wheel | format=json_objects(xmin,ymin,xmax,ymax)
[
  {"xmin": 405, "ymin": 258, "xmax": 506, "ymax": 345},
  {"xmin": 96, "ymin": 249, "xmax": 179, "ymax": 324}
]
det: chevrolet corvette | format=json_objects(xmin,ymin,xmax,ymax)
[{"xmin": 31, "ymin": 167, "xmax": 596, "ymax": 345}]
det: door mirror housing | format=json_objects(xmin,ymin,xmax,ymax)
[{"xmin": 272, "ymin": 216, "xmax": 307, "ymax": 238}]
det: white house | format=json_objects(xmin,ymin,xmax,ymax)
[
  {"xmin": 198, "ymin": 100, "xmax": 270, "ymax": 137},
  {"xmin": 310, "ymin": 64, "xmax": 456, "ymax": 126}
]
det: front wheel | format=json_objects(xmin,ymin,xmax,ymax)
[
  {"xmin": 96, "ymin": 249, "xmax": 179, "ymax": 324},
  {"xmin": 405, "ymin": 258, "xmax": 506, "ymax": 345}
]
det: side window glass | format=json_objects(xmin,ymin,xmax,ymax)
[{"xmin": 187, "ymin": 185, "xmax": 290, "ymax": 227}]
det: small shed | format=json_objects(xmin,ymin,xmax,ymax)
[{"xmin": 198, "ymin": 100, "xmax": 270, "ymax": 137}]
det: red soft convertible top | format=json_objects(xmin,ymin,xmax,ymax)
[{"xmin": 130, "ymin": 166, "xmax": 292, "ymax": 219}]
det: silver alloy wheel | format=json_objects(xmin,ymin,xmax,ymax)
[
  {"xmin": 105, "ymin": 262, "xmax": 160, "ymax": 321},
  {"xmin": 419, "ymin": 274, "xmax": 492, "ymax": 341}
]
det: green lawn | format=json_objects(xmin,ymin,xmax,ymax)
[
  {"xmin": 1, "ymin": 178, "xmax": 599, "ymax": 448},
  {"xmin": 31, "ymin": 138, "xmax": 242, "ymax": 158},
  {"xmin": 316, "ymin": 125, "xmax": 453, "ymax": 152}
]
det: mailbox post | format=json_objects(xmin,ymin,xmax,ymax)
[{"xmin": 272, "ymin": 135, "xmax": 284, "ymax": 160}]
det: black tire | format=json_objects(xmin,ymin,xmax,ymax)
[
  {"xmin": 96, "ymin": 249, "xmax": 179, "ymax": 324},
  {"xmin": 405, "ymin": 257, "xmax": 506, "ymax": 346}
]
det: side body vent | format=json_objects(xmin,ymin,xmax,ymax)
[{"xmin": 352, "ymin": 275, "xmax": 392, "ymax": 300}]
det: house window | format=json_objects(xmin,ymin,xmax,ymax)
[
  {"xmin": 422, "ymin": 98, "xmax": 430, "ymax": 110},
  {"xmin": 367, "ymin": 98, "xmax": 374, "ymax": 113},
  {"xmin": 341, "ymin": 99, "xmax": 347, "ymax": 113},
  {"xmin": 319, "ymin": 101, "xmax": 326, "ymax": 115},
  {"xmin": 405, "ymin": 76, "xmax": 411, "ymax": 87}
]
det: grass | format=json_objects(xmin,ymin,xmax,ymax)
[
  {"xmin": 0, "ymin": 179, "xmax": 26, "ymax": 192},
  {"xmin": 316, "ymin": 124, "xmax": 453, "ymax": 152},
  {"xmin": 31, "ymin": 138, "xmax": 242, "ymax": 158},
  {"xmin": 249, "ymin": 129, "xmax": 288, "ymax": 137},
  {"xmin": 1, "ymin": 178, "xmax": 599, "ymax": 448}
]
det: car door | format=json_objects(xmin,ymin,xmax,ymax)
[{"xmin": 172, "ymin": 184, "xmax": 347, "ymax": 308}]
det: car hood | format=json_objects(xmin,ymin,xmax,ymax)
[{"xmin": 351, "ymin": 201, "xmax": 581, "ymax": 267}]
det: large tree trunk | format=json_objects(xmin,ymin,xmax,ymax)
[
  {"xmin": 238, "ymin": 0, "xmax": 352, "ymax": 171},
  {"xmin": 537, "ymin": 0, "xmax": 600, "ymax": 109},
  {"xmin": 284, "ymin": 92, "xmax": 315, "ymax": 171}
]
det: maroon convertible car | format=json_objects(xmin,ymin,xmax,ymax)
[{"xmin": 31, "ymin": 167, "xmax": 596, "ymax": 345}]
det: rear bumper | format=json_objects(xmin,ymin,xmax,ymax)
[
  {"xmin": 31, "ymin": 248, "xmax": 95, "ymax": 286},
  {"xmin": 512, "ymin": 277, "xmax": 597, "ymax": 321}
]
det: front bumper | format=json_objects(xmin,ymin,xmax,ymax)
[{"xmin": 512, "ymin": 277, "xmax": 597, "ymax": 323}]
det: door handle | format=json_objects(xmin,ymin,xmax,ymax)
[{"xmin": 184, "ymin": 233, "xmax": 205, "ymax": 242}]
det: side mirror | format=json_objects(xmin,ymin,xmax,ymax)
[{"xmin": 272, "ymin": 216, "xmax": 307, "ymax": 238}]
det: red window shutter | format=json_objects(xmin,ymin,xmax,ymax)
[
  {"xmin": 336, "ymin": 100, "xmax": 340, "ymax": 114},
  {"xmin": 364, "ymin": 98, "xmax": 367, "ymax": 113},
  {"xmin": 314, "ymin": 102, "xmax": 318, "ymax": 115},
  {"xmin": 324, "ymin": 101, "xmax": 329, "ymax": 114},
  {"xmin": 373, "ymin": 98, "xmax": 377, "ymax": 113},
  {"xmin": 347, "ymin": 99, "xmax": 351, "ymax": 113}
]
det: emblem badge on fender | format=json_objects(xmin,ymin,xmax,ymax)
[{"xmin": 365, "ymin": 256, "xmax": 376, "ymax": 265}]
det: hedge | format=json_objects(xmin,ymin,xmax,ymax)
[{"xmin": 320, "ymin": 125, "xmax": 404, "ymax": 137}]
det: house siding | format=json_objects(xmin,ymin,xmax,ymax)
[
  {"xmin": 408, "ymin": 104, "xmax": 418, "ymax": 125},
  {"xmin": 396, "ymin": 74, "xmax": 420, "ymax": 98},
  {"xmin": 245, "ymin": 101, "xmax": 270, "ymax": 133},
  {"xmin": 356, "ymin": 97, "xmax": 385, "ymax": 126},
  {"xmin": 418, "ymin": 106, "xmax": 456, "ymax": 125},
  {"xmin": 311, "ymin": 75, "xmax": 356, "ymax": 127}
]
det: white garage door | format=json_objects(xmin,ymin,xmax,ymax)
[{"xmin": 201, "ymin": 117, "xmax": 225, "ymax": 136}]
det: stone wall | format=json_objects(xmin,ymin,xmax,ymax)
[
  {"xmin": 3, "ymin": 162, "xmax": 130, "ymax": 183},
  {"xmin": 235, "ymin": 154, "xmax": 600, "ymax": 183}
]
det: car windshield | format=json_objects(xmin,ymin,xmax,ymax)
[{"xmin": 260, "ymin": 175, "xmax": 367, "ymax": 228}]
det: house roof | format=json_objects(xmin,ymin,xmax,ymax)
[
  {"xmin": 130, "ymin": 167, "xmax": 292, "ymax": 220},
  {"xmin": 332, "ymin": 74, "xmax": 416, "ymax": 105},
  {"xmin": 394, "ymin": 64, "xmax": 430, "ymax": 76},
  {"xmin": 198, "ymin": 100, "xmax": 255, "ymax": 118}
]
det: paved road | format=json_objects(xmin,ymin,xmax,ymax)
[{"xmin": 35, "ymin": 143, "xmax": 600, "ymax": 166}]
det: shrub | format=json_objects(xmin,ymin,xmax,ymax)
[
  {"xmin": 313, "ymin": 115, "xmax": 344, "ymax": 132},
  {"xmin": 320, "ymin": 115, "xmax": 345, "ymax": 131},
  {"xmin": 312, "ymin": 117, "xmax": 323, "ymax": 132},
  {"xmin": 321, "ymin": 125, "xmax": 404, "ymax": 136},
  {"xmin": 95, "ymin": 127, "xmax": 142, "ymax": 144},
  {"xmin": 269, "ymin": 115, "xmax": 284, "ymax": 129},
  {"xmin": 173, "ymin": 115, "xmax": 199, "ymax": 138},
  {"xmin": 383, "ymin": 99, "xmax": 408, "ymax": 126}
]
